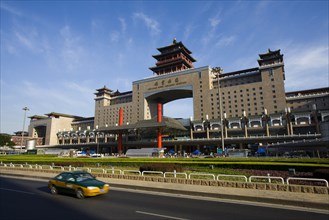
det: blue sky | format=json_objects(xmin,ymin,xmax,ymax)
[{"xmin": 1, "ymin": 1, "xmax": 328, "ymax": 135}]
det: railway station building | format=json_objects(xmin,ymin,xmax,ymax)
[{"xmin": 28, "ymin": 40, "xmax": 329, "ymax": 156}]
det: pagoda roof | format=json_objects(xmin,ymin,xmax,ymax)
[
  {"xmin": 259, "ymin": 49, "xmax": 282, "ymax": 57},
  {"xmin": 152, "ymin": 49, "xmax": 196, "ymax": 62},
  {"xmin": 258, "ymin": 49, "xmax": 283, "ymax": 63},
  {"xmin": 149, "ymin": 59, "xmax": 193, "ymax": 72},
  {"xmin": 111, "ymin": 90, "xmax": 132, "ymax": 97},
  {"xmin": 94, "ymin": 86, "xmax": 113, "ymax": 96},
  {"xmin": 156, "ymin": 41, "xmax": 192, "ymax": 54}
]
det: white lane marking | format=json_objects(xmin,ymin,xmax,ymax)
[
  {"xmin": 0, "ymin": 187, "xmax": 36, "ymax": 195},
  {"xmin": 136, "ymin": 211, "xmax": 189, "ymax": 220}
]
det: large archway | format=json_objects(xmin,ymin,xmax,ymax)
[{"xmin": 144, "ymin": 86, "xmax": 193, "ymax": 119}]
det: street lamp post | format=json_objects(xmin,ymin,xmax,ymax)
[
  {"xmin": 21, "ymin": 107, "xmax": 29, "ymax": 152},
  {"xmin": 212, "ymin": 67, "xmax": 225, "ymax": 155}
]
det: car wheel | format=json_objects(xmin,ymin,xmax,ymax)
[
  {"xmin": 50, "ymin": 185, "xmax": 58, "ymax": 195},
  {"xmin": 76, "ymin": 189, "xmax": 85, "ymax": 199}
]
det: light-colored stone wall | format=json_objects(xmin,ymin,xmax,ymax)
[{"xmin": 29, "ymin": 116, "xmax": 74, "ymax": 145}]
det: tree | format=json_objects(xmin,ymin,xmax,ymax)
[{"xmin": 0, "ymin": 134, "xmax": 15, "ymax": 147}]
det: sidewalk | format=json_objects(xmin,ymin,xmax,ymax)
[{"xmin": 1, "ymin": 168, "xmax": 328, "ymax": 211}]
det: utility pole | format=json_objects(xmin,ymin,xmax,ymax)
[
  {"xmin": 212, "ymin": 67, "xmax": 225, "ymax": 155},
  {"xmin": 21, "ymin": 107, "xmax": 29, "ymax": 152}
]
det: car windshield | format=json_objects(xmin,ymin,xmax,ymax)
[{"xmin": 74, "ymin": 173, "xmax": 94, "ymax": 182}]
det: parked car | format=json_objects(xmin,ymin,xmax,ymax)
[{"xmin": 48, "ymin": 171, "xmax": 109, "ymax": 199}]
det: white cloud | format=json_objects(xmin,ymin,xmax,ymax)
[
  {"xmin": 133, "ymin": 12, "xmax": 161, "ymax": 35},
  {"xmin": 0, "ymin": 79, "xmax": 95, "ymax": 134},
  {"xmin": 15, "ymin": 32, "xmax": 34, "ymax": 50},
  {"xmin": 286, "ymin": 46, "xmax": 328, "ymax": 70},
  {"xmin": 59, "ymin": 25, "xmax": 85, "ymax": 72},
  {"xmin": 110, "ymin": 30, "xmax": 120, "ymax": 42},
  {"xmin": 215, "ymin": 35, "xmax": 236, "ymax": 47},
  {"xmin": 12, "ymin": 28, "xmax": 47, "ymax": 54},
  {"xmin": 284, "ymin": 45, "xmax": 329, "ymax": 90},
  {"xmin": 201, "ymin": 13, "xmax": 222, "ymax": 46},
  {"xmin": 119, "ymin": 17, "xmax": 126, "ymax": 33},
  {"xmin": 183, "ymin": 24, "xmax": 198, "ymax": 40},
  {"xmin": 19, "ymin": 81, "xmax": 95, "ymax": 115},
  {"xmin": 209, "ymin": 16, "xmax": 221, "ymax": 28},
  {"xmin": 0, "ymin": 2, "xmax": 22, "ymax": 17}
]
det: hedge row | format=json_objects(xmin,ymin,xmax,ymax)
[{"xmin": 1, "ymin": 155, "xmax": 328, "ymax": 173}]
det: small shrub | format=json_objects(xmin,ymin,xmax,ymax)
[
  {"xmin": 139, "ymin": 163, "xmax": 183, "ymax": 173},
  {"xmin": 313, "ymin": 168, "xmax": 329, "ymax": 181}
]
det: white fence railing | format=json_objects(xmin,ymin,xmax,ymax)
[
  {"xmin": 122, "ymin": 170, "xmax": 141, "ymax": 176},
  {"xmin": 0, "ymin": 162, "xmax": 328, "ymax": 187},
  {"xmin": 142, "ymin": 171, "xmax": 164, "ymax": 177},
  {"xmin": 164, "ymin": 171, "xmax": 188, "ymax": 179},
  {"xmin": 217, "ymin": 174, "xmax": 248, "ymax": 182},
  {"xmin": 189, "ymin": 173, "xmax": 216, "ymax": 180},
  {"xmin": 249, "ymin": 175, "xmax": 285, "ymax": 184},
  {"xmin": 287, "ymin": 177, "xmax": 328, "ymax": 187},
  {"xmin": 105, "ymin": 168, "xmax": 122, "ymax": 175}
]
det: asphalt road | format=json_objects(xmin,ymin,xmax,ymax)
[{"xmin": 0, "ymin": 176, "xmax": 327, "ymax": 220}]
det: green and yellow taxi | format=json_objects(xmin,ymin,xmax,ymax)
[{"xmin": 48, "ymin": 171, "xmax": 110, "ymax": 199}]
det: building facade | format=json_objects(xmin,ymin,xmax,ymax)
[
  {"xmin": 27, "ymin": 40, "xmax": 329, "ymax": 154},
  {"xmin": 95, "ymin": 41, "xmax": 287, "ymax": 128}
]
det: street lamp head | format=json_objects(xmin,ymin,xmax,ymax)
[
  {"xmin": 22, "ymin": 107, "xmax": 30, "ymax": 111},
  {"xmin": 211, "ymin": 67, "xmax": 223, "ymax": 73}
]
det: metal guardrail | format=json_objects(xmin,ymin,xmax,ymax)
[
  {"xmin": 142, "ymin": 171, "xmax": 164, "ymax": 177},
  {"xmin": 249, "ymin": 175, "xmax": 285, "ymax": 184},
  {"xmin": 105, "ymin": 168, "xmax": 122, "ymax": 175},
  {"xmin": 52, "ymin": 166, "xmax": 65, "ymax": 171},
  {"xmin": 122, "ymin": 170, "xmax": 141, "ymax": 176},
  {"xmin": 89, "ymin": 168, "xmax": 106, "ymax": 174},
  {"xmin": 189, "ymin": 173, "xmax": 216, "ymax": 180},
  {"xmin": 287, "ymin": 177, "xmax": 329, "ymax": 187},
  {"xmin": 1, "ymin": 162, "xmax": 328, "ymax": 187},
  {"xmin": 217, "ymin": 174, "xmax": 248, "ymax": 182},
  {"xmin": 38, "ymin": 165, "xmax": 53, "ymax": 170},
  {"xmin": 164, "ymin": 171, "xmax": 188, "ymax": 179}
]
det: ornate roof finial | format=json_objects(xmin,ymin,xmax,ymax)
[{"xmin": 173, "ymin": 38, "xmax": 177, "ymax": 44}]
